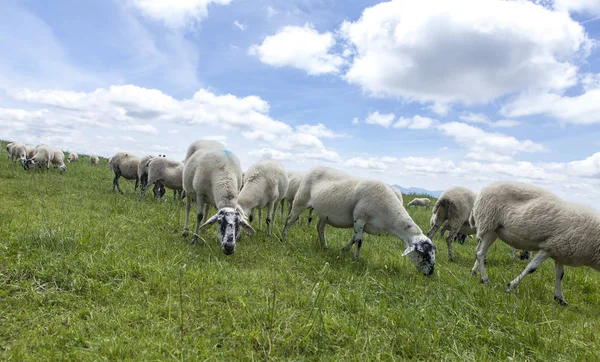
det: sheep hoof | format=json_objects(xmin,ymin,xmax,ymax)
[
  {"xmin": 554, "ymin": 296, "xmax": 568, "ymax": 306},
  {"xmin": 480, "ymin": 278, "xmax": 488, "ymax": 284},
  {"xmin": 520, "ymin": 251, "xmax": 531, "ymax": 260},
  {"xmin": 191, "ymin": 234, "xmax": 199, "ymax": 245},
  {"xmin": 182, "ymin": 229, "xmax": 189, "ymax": 237},
  {"xmin": 470, "ymin": 270, "xmax": 477, "ymax": 276}
]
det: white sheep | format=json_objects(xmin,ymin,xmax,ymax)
[
  {"xmin": 109, "ymin": 152, "xmax": 140, "ymax": 193},
  {"xmin": 11, "ymin": 143, "xmax": 28, "ymax": 167},
  {"xmin": 90, "ymin": 154, "xmax": 99, "ymax": 166},
  {"xmin": 281, "ymin": 167, "xmax": 437, "ymax": 275},
  {"xmin": 142, "ymin": 157, "xmax": 184, "ymax": 200},
  {"xmin": 182, "ymin": 149, "xmax": 255, "ymax": 254},
  {"xmin": 183, "ymin": 139, "xmax": 225, "ymax": 164},
  {"xmin": 25, "ymin": 144, "xmax": 55, "ymax": 170},
  {"xmin": 5, "ymin": 142, "xmax": 14, "ymax": 159},
  {"xmin": 407, "ymin": 197, "xmax": 431, "ymax": 209},
  {"xmin": 427, "ymin": 187, "xmax": 477, "ymax": 261},
  {"xmin": 67, "ymin": 152, "xmax": 79, "ymax": 163},
  {"xmin": 50, "ymin": 147, "xmax": 67, "ymax": 173},
  {"xmin": 238, "ymin": 159, "xmax": 289, "ymax": 236},
  {"xmin": 469, "ymin": 181, "xmax": 600, "ymax": 306}
]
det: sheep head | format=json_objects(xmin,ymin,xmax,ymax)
[
  {"xmin": 402, "ymin": 236, "xmax": 437, "ymax": 276},
  {"xmin": 199, "ymin": 206, "xmax": 255, "ymax": 255}
]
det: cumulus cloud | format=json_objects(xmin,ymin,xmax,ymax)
[
  {"xmin": 344, "ymin": 156, "xmax": 398, "ymax": 170},
  {"xmin": 552, "ymin": 0, "xmax": 600, "ymax": 15},
  {"xmin": 460, "ymin": 112, "xmax": 520, "ymax": 128},
  {"xmin": 393, "ymin": 115, "xmax": 438, "ymax": 129},
  {"xmin": 295, "ymin": 123, "xmax": 347, "ymax": 138},
  {"xmin": 437, "ymin": 122, "xmax": 545, "ymax": 162},
  {"xmin": 364, "ymin": 111, "xmax": 395, "ymax": 128},
  {"xmin": 339, "ymin": 0, "xmax": 590, "ymax": 106},
  {"xmin": 249, "ymin": 24, "xmax": 345, "ymax": 75},
  {"xmin": 501, "ymin": 89, "xmax": 600, "ymax": 124},
  {"xmin": 128, "ymin": 0, "xmax": 231, "ymax": 28}
]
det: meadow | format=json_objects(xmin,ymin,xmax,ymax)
[{"xmin": 1, "ymin": 141, "xmax": 599, "ymax": 361}]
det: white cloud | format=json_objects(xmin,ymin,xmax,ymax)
[
  {"xmin": 296, "ymin": 123, "xmax": 347, "ymax": 138},
  {"xmin": 460, "ymin": 112, "xmax": 520, "ymax": 128},
  {"xmin": 501, "ymin": 89, "xmax": 600, "ymax": 125},
  {"xmin": 249, "ymin": 24, "xmax": 345, "ymax": 75},
  {"xmin": 233, "ymin": 20, "xmax": 246, "ymax": 31},
  {"xmin": 437, "ymin": 122, "xmax": 545, "ymax": 162},
  {"xmin": 266, "ymin": 6, "xmax": 277, "ymax": 18},
  {"xmin": 344, "ymin": 156, "xmax": 398, "ymax": 170},
  {"xmin": 553, "ymin": 0, "xmax": 600, "ymax": 15},
  {"xmin": 339, "ymin": 0, "xmax": 590, "ymax": 106},
  {"xmin": 128, "ymin": 0, "xmax": 231, "ymax": 28},
  {"xmin": 364, "ymin": 111, "xmax": 395, "ymax": 128},
  {"xmin": 351, "ymin": 117, "xmax": 359, "ymax": 125},
  {"xmin": 490, "ymin": 119, "xmax": 520, "ymax": 128},
  {"xmin": 393, "ymin": 115, "xmax": 438, "ymax": 129}
]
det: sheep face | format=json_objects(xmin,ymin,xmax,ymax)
[
  {"xmin": 199, "ymin": 207, "xmax": 255, "ymax": 255},
  {"xmin": 402, "ymin": 238, "xmax": 436, "ymax": 276}
]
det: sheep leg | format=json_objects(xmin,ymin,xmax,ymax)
[
  {"xmin": 280, "ymin": 199, "xmax": 285, "ymax": 221},
  {"xmin": 317, "ymin": 217, "xmax": 327, "ymax": 248},
  {"xmin": 258, "ymin": 208, "xmax": 263, "ymax": 230},
  {"xmin": 342, "ymin": 220, "xmax": 366, "ymax": 260},
  {"xmin": 506, "ymin": 250, "xmax": 549, "ymax": 293},
  {"xmin": 182, "ymin": 196, "xmax": 192, "ymax": 237},
  {"xmin": 113, "ymin": 171, "xmax": 123, "ymax": 194},
  {"xmin": 554, "ymin": 262, "xmax": 567, "ymax": 306},
  {"xmin": 191, "ymin": 197, "xmax": 205, "ymax": 245},
  {"xmin": 307, "ymin": 207, "xmax": 314, "ymax": 226},
  {"xmin": 134, "ymin": 177, "xmax": 139, "ymax": 191},
  {"xmin": 471, "ymin": 231, "xmax": 496, "ymax": 284},
  {"xmin": 203, "ymin": 203, "xmax": 210, "ymax": 221},
  {"xmin": 281, "ymin": 203, "xmax": 307, "ymax": 243},
  {"xmin": 426, "ymin": 223, "xmax": 439, "ymax": 240},
  {"xmin": 266, "ymin": 201, "xmax": 276, "ymax": 236},
  {"xmin": 446, "ymin": 230, "xmax": 458, "ymax": 262}
]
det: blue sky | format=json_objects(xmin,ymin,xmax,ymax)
[{"xmin": 2, "ymin": 0, "xmax": 600, "ymax": 206}]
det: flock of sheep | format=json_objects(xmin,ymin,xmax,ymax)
[{"xmin": 4, "ymin": 139, "xmax": 600, "ymax": 306}]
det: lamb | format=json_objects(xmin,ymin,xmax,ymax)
[
  {"xmin": 281, "ymin": 167, "xmax": 437, "ymax": 276},
  {"xmin": 407, "ymin": 197, "xmax": 431, "ymax": 209},
  {"xmin": 67, "ymin": 152, "xmax": 79, "ymax": 163},
  {"xmin": 109, "ymin": 152, "xmax": 140, "ymax": 193},
  {"xmin": 25, "ymin": 144, "xmax": 54, "ymax": 170},
  {"xmin": 142, "ymin": 157, "xmax": 184, "ymax": 200},
  {"xmin": 90, "ymin": 154, "xmax": 99, "ymax": 166},
  {"xmin": 50, "ymin": 147, "xmax": 67, "ymax": 173},
  {"xmin": 183, "ymin": 139, "xmax": 225, "ymax": 163},
  {"xmin": 182, "ymin": 149, "xmax": 255, "ymax": 254},
  {"xmin": 469, "ymin": 181, "xmax": 600, "ymax": 306},
  {"xmin": 238, "ymin": 159, "xmax": 289, "ymax": 236},
  {"xmin": 427, "ymin": 187, "xmax": 477, "ymax": 261}
]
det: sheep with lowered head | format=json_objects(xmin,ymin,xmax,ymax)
[
  {"xmin": 25, "ymin": 144, "xmax": 54, "ymax": 170},
  {"xmin": 407, "ymin": 197, "xmax": 431, "ymax": 210},
  {"xmin": 90, "ymin": 154, "xmax": 99, "ymax": 166},
  {"xmin": 281, "ymin": 167, "xmax": 436, "ymax": 276},
  {"xmin": 109, "ymin": 152, "xmax": 140, "ymax": 193},
  {"xmin": 50, "ymin": 147, "xmax": 67, "ymax": 173},
  {"xmin": 238, "ymin": 159, "xmax": 289, "ymax": 236},
  {"xmin": 182, "ymin": 149, "xmax": 255, "ymax": 254},
  {"xmin": 11, "ymin": 143, "xmax": 28, "ymax": 167},
  {"xmin": 469, "ymin": 181, "xmax": 600, "ymax": 305},
  {"xmin": 142, "ymin": 157, "xmax": 184, "ymax": 200},
  {"xmin": 68, "ymin": 152, "xmax": 79, "ymax": 163}
]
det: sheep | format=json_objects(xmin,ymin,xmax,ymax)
[
  {"xmin": 24, "ymin": 145, "xmax": 54, "ymax": 170},
  {"xmin": 142, "ymin": 157, "xmax": 184, "ymax": 200},
  {"xmin": 5, "ymin": 142, "xmax": 14, "ymax": 159},
  {"xmin": 238, "ymin": 159, "xmax": 289, "ymax": 236},
  {"xmin": 50, "ymin": 147, "xmax": 67, "ymax": 173},
  {"xmin": 109, "ymin": 152, "xmax": 140, "ymax": 193},
  {"xmin": 469, "ymin": 181, "xmax": 600, "ymax": 306},
  {"xmin": 281, "ymin": 167, "xmax": 437, "ymax": 275},
  {"xmin": 10, "ymin": 143, "xmax": 28, "ymax": 167},
  {"xmin": 182, "ymin": 149, "xmax": 255, "ymax": 254},
  {"xmin": 138, "ymin": 155, "xmax": 155, "ymax": 190},
  {"xmin": 280, "ymin": 171, "xmax": 303, "ymax": 218},
  {"xmin": 427, "ymin": 187, "xmax": 477, "ymax": 261},
  {"xmin": 183, "ymin": 139, "xmax": 225, "ymax": 164},
  {"xmin": 24, "ymin": 144, "xmax": 35, "ymax": 159},
  {"xmin": 407, "ymin": 197, "xmax": 431, "ymax": 209},
  {"xmin": 67, "ymin": 152, "xmax": 79, "ymax": 163},
  {"xmin": 90, "ymin": 154, "xmax": 99, "ymax": 166}
]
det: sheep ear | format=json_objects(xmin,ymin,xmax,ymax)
[
  {"xmin": 240, "ymin": 217, "xmax": 255, "ymax": 235},
  {"xmin": 199, "ymin": 213, "xmax": 219, "ymax": 232},
  {"xmin": 401, "ymin": 245, "xmax": 415, "ymax": 257}
]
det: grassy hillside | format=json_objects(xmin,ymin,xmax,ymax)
[{"xmin": 1, "ymin": 141, "xmax": 599, "ymax": 361}]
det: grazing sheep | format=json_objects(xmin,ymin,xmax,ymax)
[
  {"xmin": 11, "ymin": 143, "xmax": 28, "ymax": 167},
  {"xmin": 142, "ymin": 157, "xmax": 184, "ymax": 200},
  {"xmin": 280, "ymin": 171, "xmax": 304, "ymax": 218},
  {"xmin": 67, "ymin": 152, "xmax": 79, "ymax": 163},
  {"xmin": 5, "ymin": 142, "xmax": 14, "ymax": 159},
  {"xmin": 238, "ymin": 159, "xmax": 289, "ymax": 236},
  {"xmin": 90, "ymin": 154, "xmax": 99, "ymax": 165},
  {"xmin": 427, "ymin": 187, "xmax": 477, "ymax": 261},
  {"xmin": 25, "ymin": 145, "xmax": 54, "ymax": 170},
  {"xmin": 138, "ymin": 155, "xmax": 166, "ymax": 199},
  {"xmin": 50, "ymin": 147, "xmax": 67, "ymax": 173},
  {"xmin": 469, "ymin": 181, "xmax": 600, "ymax": 306},
  {"xmin": 24, "ymin": 144, "xmax": 35, "ymax": 159},
  {"xmin": 109, "ymin": 152, "xmax": 140, "ymax": 194},
  {"xmin": 182, "ymin": 149, "xmax": 255, "ymax": 254},
  {"xmin": 281, "ymin": 167, "xmax": 437, "ymax": 276},
  {"xmin": 407, "ymin": 197, "xmax": 431, "ymax": 209},
  {"xmin": 183, "ymin": 139, "xmax": 225, "ymax": 164}
]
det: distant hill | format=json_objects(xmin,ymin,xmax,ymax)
[{"xmin": 391, "ymin": 185, "xmax": 443, "ymax": 198}]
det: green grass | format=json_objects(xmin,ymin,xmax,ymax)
[{"xmin": 1, "ymin": 140, "xmax": 599, "ymax": 361}]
